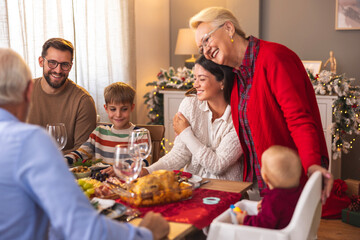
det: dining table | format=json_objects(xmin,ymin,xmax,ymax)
[{"xmin": 127, "ymin": 178, "xmax": 253, "ymax": 240}]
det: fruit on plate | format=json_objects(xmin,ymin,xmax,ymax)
[
  {"xmin": 72, "ymin": 166, "xmax": 90, "ymax": 173},
  {"xmin": 91, "ymin": 171, "xmax": 109, "ymax": 182},
  {"xmin": 71, "ymin": 166, "xmax": 91, "ymax": 179},
  {"xmin": 76, "ymin": 177, "xmax": 121, "ymax": 199},
  {"xmin": 77, "ymin": 178, "xmax": 102, "ymax": 198}
]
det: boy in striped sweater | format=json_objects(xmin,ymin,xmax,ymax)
[{"xmin": 65, "ymin": 82, "xmax": 148, "ymax": 167}]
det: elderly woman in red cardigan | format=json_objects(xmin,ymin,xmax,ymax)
[{"xmin": 190, "ymin": 7, "xmax": 333, "ymax": 203}]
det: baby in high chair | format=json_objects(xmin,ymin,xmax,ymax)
[{"xmin": 235, "ymin": 145, "xmax": 303, "ymax": 229}]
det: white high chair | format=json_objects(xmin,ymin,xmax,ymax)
[{"xmin": 207, "ymin": 171, "xmax": 323, "ymax": 240}]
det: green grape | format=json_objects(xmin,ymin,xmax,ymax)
[
  {"xmin": 86, "ymin": 188, "xmax": 95, "ymax": 195},
  {"xmin": 84, "ymin": 191, "xmax": 91, "ymax": 198},
  {"xmin": 77, "ymin": 179, "xmax": 86, "ymax": 186},
  {"xmin": 83, "ymin": 182, "xmax": 93, "ymax": 190}
]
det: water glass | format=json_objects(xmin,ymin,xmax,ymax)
[{"xmin": 46, "ymin": 123, "xmax": 67, "ymax": 150}]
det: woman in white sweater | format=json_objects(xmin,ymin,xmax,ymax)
[{"xmin": 141, "ymin": 56, "xmax": 243, "ymax": 181}]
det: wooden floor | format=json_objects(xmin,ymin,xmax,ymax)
[{"xmin": 317, "ymin": 219, "xmax": 360, "ymax": 240}]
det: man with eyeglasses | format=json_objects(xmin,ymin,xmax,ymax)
[{"xmin": 27, "ymin": 38, "xmax": 97, "ymax": 156}]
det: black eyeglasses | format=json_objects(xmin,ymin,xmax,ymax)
[
  {"xmin": 43, "ymin": 57, "xmax": 72, "ymax": 71},
  {"xmin": 198, "ymin": 24, "xmax": 225, "ymax": 55}
]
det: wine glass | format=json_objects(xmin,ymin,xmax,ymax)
[
  {"xmin": 113, "ymin": 143, "xmax": 142, "ymax": 189},
  {"xmin": 128, "ymin": 128, "xmax": 152, "ymax": 162},
  {"xmin": 46, "ymin": 123, "xmax": 67, "ymax": 150}
]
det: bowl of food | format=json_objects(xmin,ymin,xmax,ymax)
[
  {"xmin": 71, "ymin": 166, "xmax": 91, "ymax": 179},
  {"xmin": 113, "ymin": 170, "xmax": 193, "ymax": 207}
]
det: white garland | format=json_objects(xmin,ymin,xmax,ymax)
[{"xmin": 311, "ymin": 70, "xmax": 360, "ymax": 160}]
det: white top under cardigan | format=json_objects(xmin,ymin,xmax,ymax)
[{"xmin": 146, "ymin": 96, "xmax": 243, "ymax": 181}]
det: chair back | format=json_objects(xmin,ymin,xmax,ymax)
[
  {"xmin": 282, "ymin": 170, "xmax": 322, "ymax": 240},
  {"xmin": 136, "ymin": 124, "xmax": 165, "ymax": 165},
  {"xmin": 207, "ymin": 171, "xmax": 323, "ymax": 240}
]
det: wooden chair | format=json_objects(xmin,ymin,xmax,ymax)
[{"xmin": 136, "ymin": 124, "xmax": 165, "ymax": 165}]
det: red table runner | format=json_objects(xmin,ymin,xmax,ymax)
[{"xmin": 116, "ymin": 188, "xmax": 242, "ymax": 229}]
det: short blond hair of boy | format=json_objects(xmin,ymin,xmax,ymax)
[
  {"xmin": 261, "ymin": 145, "xmax": 302, "ymax": 188},
  {"xmin": 104, "ymin": 82, "xmax": 135, "ymax": 105}
]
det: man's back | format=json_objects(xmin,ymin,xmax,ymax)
[
  {"xmin": 0, "ymin": 108, "xmax": 63, "ymax": 239},
  {"xmin": 0, "ymin": 108, "xmax": 153, "ymax": 239},
  {"xmin": 27, "ymin": 78, "xmax": 97, "ymax": 154}
]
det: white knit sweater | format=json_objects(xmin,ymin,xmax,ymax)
[{"xmin": 146, "ymin": 96, "xmax": 243, "ymax": 181}]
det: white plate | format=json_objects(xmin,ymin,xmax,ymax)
[
  {"xmin": 188, "ymin": 175, "xmax": 202, "ymax": 183},
  {"xmin": 91, "ymin": 197, "xmax": 115, "ymax": 212},
  {"xmin": 90, "ymin": 162, "xmax": 111, "ymax": 170}
]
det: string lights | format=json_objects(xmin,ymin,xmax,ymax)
[{"xmin": 160, "ymin": 138, "xmax": 174, "ymax": 154}]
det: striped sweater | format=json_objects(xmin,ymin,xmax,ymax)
[{"xmin": 65, "ymin": 123, "xmax": 139, "ymax": 165}]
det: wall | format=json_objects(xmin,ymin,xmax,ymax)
[
  {"xmin": 260, "ymin": 0, "xmax": 360, "ymax": 180},
  {"xmin": 261, "ymin": 0, "xmax": 360, "ymax": 84},
  {"xmin": 134, "ymin": 0, "xmax": 170, "ymax": 124}
]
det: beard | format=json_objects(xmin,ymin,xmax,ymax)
[{"xmin": 43, "ymin": 70, "xmax": 68, "ymax": 89}]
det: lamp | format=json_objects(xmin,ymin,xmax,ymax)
[{"xmin": 175, "ymin": 28, "xmax": 198, "ymax": 69}]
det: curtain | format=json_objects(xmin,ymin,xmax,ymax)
[
  {"xmin": 0, "ymin": 0, "xmax": 135, "ymax": 122},
  {"xmin": 0, "ymin": 0, "xmax": 9, "ymax": 48}
]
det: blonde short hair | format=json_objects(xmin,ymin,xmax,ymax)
[
  {"xmin": 261, "ymin": 145, "xmax": 302, "ymax": 188},
  {"xmin": 104, "ymin": 82, "xmax": 135, "ymax": 105},
  {"xmin": 189, "ymin": 7, "xmax": 246, "ymax": 38},
  {"xmin": 0, "ymin": 48, "xmax": 32, "ymax": 105}
]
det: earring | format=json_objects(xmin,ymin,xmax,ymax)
[
  {"xmin": 230, "ymin": 35, "xmax": 234, "ymax": 43},
  {"xmin": 221, "ymin": 87, "xmax": 224, "ymax": 90}
]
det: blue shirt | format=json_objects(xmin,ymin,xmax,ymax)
[{"xmin": 0, "ymin": 108, "xmax": 152, "ymax": 240}]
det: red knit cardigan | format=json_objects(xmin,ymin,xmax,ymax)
[{"xmin": 230, "ymin": 40, "xmax": 329, "ymax": 185}]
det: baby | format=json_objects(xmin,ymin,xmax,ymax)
[{"xmin": 236, "ymin": 145, "xmax": 303, "ymax": 229}]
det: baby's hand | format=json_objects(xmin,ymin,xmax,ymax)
[{"xmin": 235, "ymin": 210, "xmax": 248, "ymax": 224}]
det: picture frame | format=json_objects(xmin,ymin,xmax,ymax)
[
  {"xmin": 302, "ymin": 61, "xmax": 322, "ymax": 75},
  {"xmin": 335, "ymin": 0, "xmax": 360, "ymax": 30}
]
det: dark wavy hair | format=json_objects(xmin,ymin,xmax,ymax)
[
  {"xmin": 41, "ymin": 38, "xmax": 74, "ymax": 60},
  {"xmin": 186, "ymin": 55, "xmax": 234, "ymax": 104}
]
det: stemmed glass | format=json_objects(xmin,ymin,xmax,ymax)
[
  {"xmin": 113, "ymin": 143, "xmax": 142, "ymax": 189},
  {"xmin": 128, "ymin": 128, "xmax": 152, "ymax": 162},
  {"xmin": 46, "ymin": 123, "xmax": 67, "ymax": 150}
]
